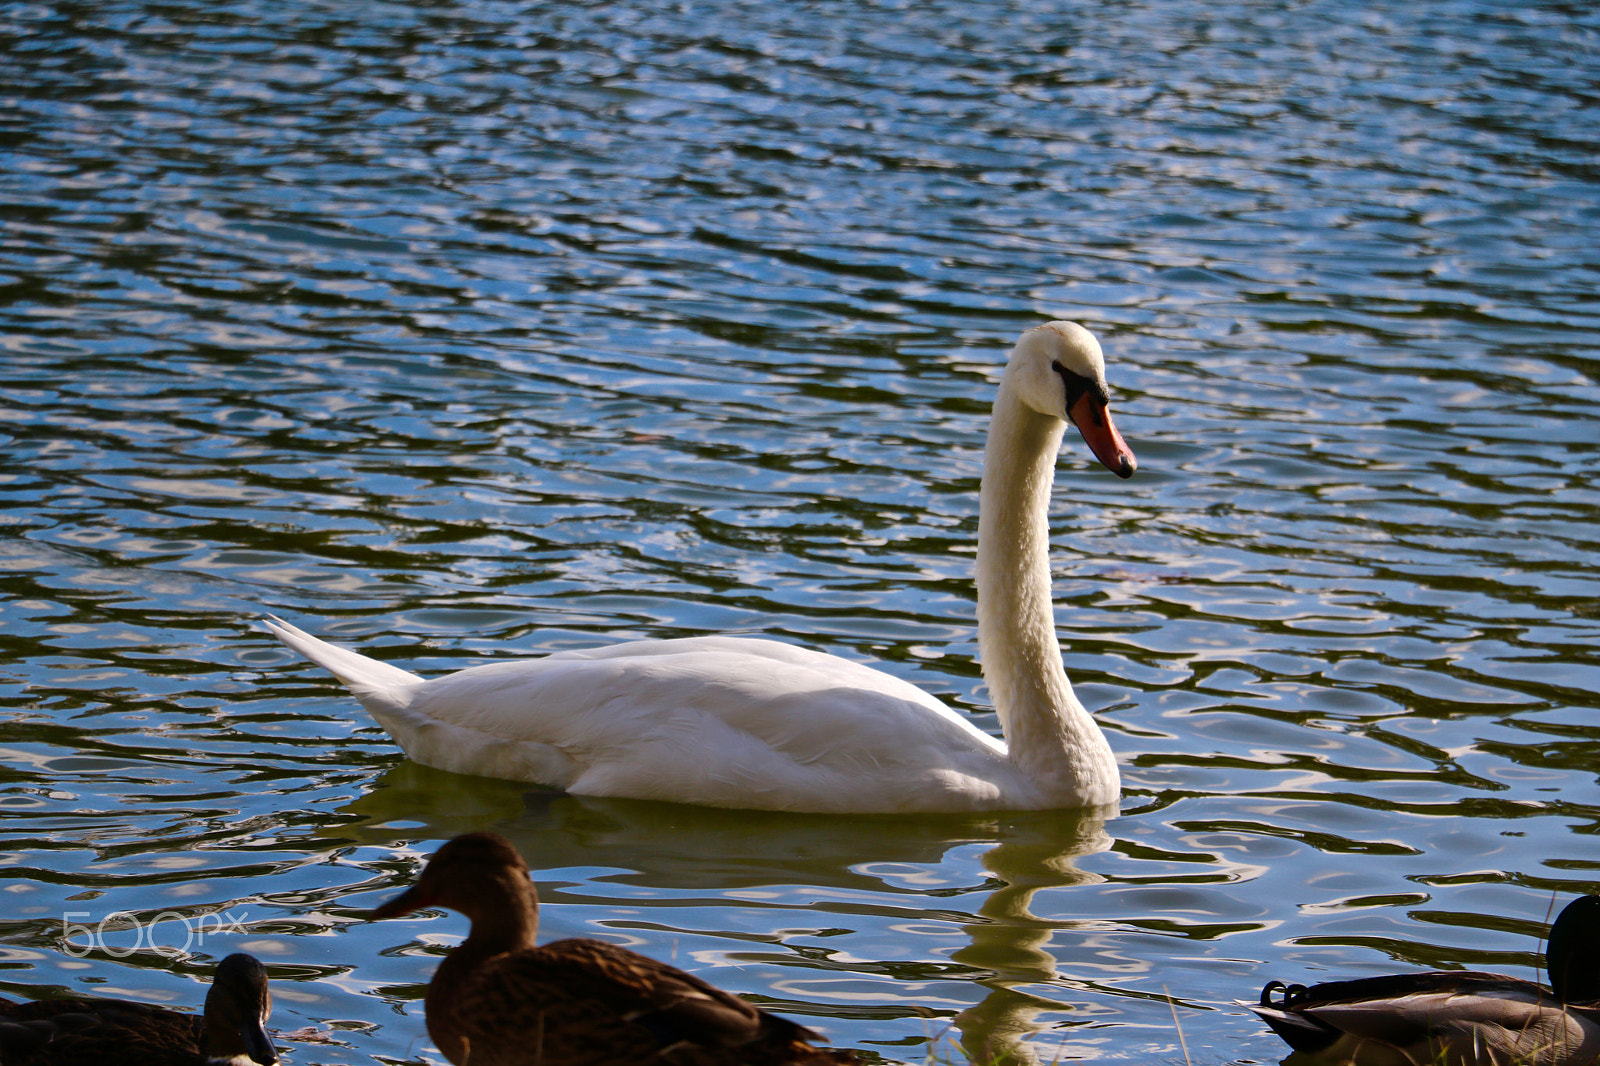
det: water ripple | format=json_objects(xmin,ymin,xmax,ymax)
[{"xmin": 2, "ymin": 0, "xmax": 1597, "ymax": 1062}]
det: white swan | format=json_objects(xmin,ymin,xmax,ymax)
[{"xmin": 263, "ymin": 321, "xmax": 1137, "ymax": 813}]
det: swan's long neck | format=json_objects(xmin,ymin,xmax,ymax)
[{"xmin": 976, "ymin": 379, "xmax": 1119, "ymax": 807}]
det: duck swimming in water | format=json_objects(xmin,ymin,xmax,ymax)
[
  {"xmin": 1245, "ymin": 895, "xmax": 1600, "ymax": 1066},
  {"xmin": 0, "ymin": 952, "xmax": 277, "ymax": 1066},
  {"xmin": 370, "ymin": 831, "xmax": 855, "ymax": 1066}
]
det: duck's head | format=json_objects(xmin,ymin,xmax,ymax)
[
  {"xmin": 203, "ymin": 953, "xmax": 277, "ymax": 1066},
  {"xmin": 1006, "ymin": 321, "xmax": 1136, "ymax": 479},
  {"xmin": 1547, "ymin": 894, "xmax": 1600, "ymax": 1004},
  {"xmin": 371, "ymin": 832, "xmax": 536, "ymax": 925}
]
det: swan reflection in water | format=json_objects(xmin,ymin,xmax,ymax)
[{"xmin": 343, "ymin": 765, "xmax": 1128, "ymax": 1064}]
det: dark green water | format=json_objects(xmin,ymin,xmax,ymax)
[{"xmin": 1, "ymin": 1, "xmax": 1597, "ymax": 1062}]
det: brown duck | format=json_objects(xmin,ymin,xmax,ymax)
[
  {"xmin": 371, "ymin": 832, "xmax": 857, "ymax": 1066},
  {"xmin": 0, "ymin": 952, "xmax": 277, "ymax": 1066}
]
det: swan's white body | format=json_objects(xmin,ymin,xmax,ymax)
[{"xmin": 264, "ymin": 322, "xmax": 1137, "ymax": 813}]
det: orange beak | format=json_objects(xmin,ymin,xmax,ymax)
[{"xmin": 1068, "ymin": 392, "xmax": 1136, "ymax": 479}]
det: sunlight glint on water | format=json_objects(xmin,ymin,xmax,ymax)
[{"xmin": 0, "ymin": 1, "xmax": 1596, "ymax": 1063}]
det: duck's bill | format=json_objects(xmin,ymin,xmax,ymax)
[
  {"xmin": 243, "ymin": 1018, "xmax": 279, "ymax": 1066},
  {"xmin": 1069, "ymin": 393, "xmax": 1136, "ymax": 479},
  {"xmin": 370, "ymin": 886, "xmax": 428, "ymax": 920}
]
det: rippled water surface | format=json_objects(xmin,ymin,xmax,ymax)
[{"xmin": 2, "ymin": 1, "xmax": 1598, "ymax": 1062}]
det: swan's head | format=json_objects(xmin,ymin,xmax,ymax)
[{"xmin": 1007, "ymin": 321, "xmax": 1137, "ymax": 479}]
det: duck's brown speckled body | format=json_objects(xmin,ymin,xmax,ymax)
[
  {"xmin": 0, "ymin": 952, "xmax": 277, "ymax": 1066},
  {"xmin": 1245, "ymin": 895, "xmax": 1600, "ymax": 1066},
  {"xmin": 372, "ymin": 832, "xmax": 856, "ymax": 1066}
]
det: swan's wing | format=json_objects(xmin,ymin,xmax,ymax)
[
  {"xmin": 398, "ymin": 636, "xmax": 1013, "ymax": 810},
  {"xmin": 264, "ymin": 619, "xmax": 1020, "ymax": 810}
]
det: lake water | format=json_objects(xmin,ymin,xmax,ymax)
[{"xmin": 1, "ymin": 0, "xmax": 1597, "ymax": 1062}]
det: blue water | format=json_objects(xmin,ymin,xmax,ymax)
[{"xmin": 1, "ymin": 1, "xmax": 1597, "ymax": 1062}]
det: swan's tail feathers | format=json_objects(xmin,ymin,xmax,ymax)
[{"xmin": 260, "ymin": 616, "xmax": 423, "ymax": 714}]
